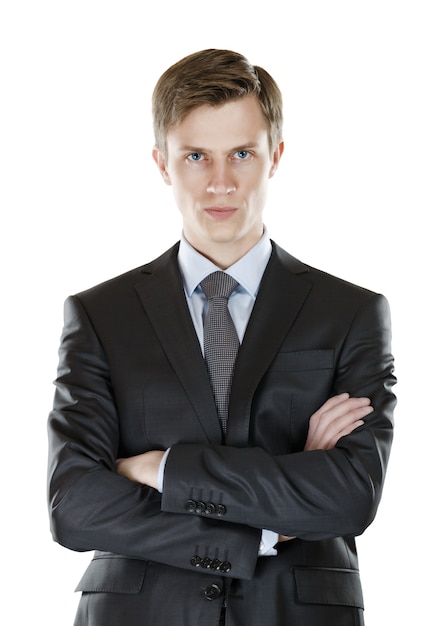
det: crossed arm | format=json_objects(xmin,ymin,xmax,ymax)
[
  {"xmin": 116, "ymin": 393, "xmax": 373, "ymax": 490},
  {"xmin": 116, "ymin": 393, "xmax": 373, "ymax": 545}
]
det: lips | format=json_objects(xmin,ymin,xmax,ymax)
[{"xmin": 204, "ymin": 207, "xmax": 238, "ymax": 220}]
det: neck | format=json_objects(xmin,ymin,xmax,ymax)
[
  {"xmin": 183, "ymin": 224, "xmax": 265, "ymax": 269},
  {"xmin": 187, "ymin": 237, "xmax": 262, "ymax": 269}
]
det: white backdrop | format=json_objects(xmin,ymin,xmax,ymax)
[{"xmin": 1, "ymin": 1, "xmax": 437, "ymax": 624}]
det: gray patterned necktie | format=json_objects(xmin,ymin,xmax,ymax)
[{"xmin": 200, "ymin": 271, "xmax": 240, "ymax": 433}]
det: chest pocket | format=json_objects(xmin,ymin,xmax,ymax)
[
  {"xmin": 249, "ymin": 349, "xmax": 335, "ymax": 454},
  {"xmin": 269, "ymin": 349, "xmax": 334, "ymax": 372}
]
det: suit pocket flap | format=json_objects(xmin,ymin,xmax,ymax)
[
  {"xmin": 294, "ymin": 568, "xmax": 364, "ymax": 609},
  {"xmin": 271, "ymin": 349, "xmax": 334, "ymax": 372},
  {"xmin": 75, "ymin": 555, "xmax": 147, "ymax": 594}
]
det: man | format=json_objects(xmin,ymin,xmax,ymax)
[{"xmin": 47, "ymin": 49, "xmax": 396, "ymax": 625}]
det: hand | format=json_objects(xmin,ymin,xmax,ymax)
[
  {"xmin": 304, "ymin": 393, "xmax": 373, "ymax": 451},
  {"xmin": 278, "ymin": 534, "xmax": 296, "ymax": 542},
  {"xmin": 116, "ymin": 450, "xmax": 165, "ymax": 490}
]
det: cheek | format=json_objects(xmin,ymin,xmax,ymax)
[
  {"xmin": 244, "ymin": 163, "xmax": 270, "ymax": 194},
  {"xmin": 245, "ymin": 177, "xmax": 269, "ymax": 208},
  {"xmin": 171, "ymin": 179, "xmax": 202, "ymax": 214},
  {"xmin": 170, "ymin": 166, "xmax": 205, "ymax": 197}
]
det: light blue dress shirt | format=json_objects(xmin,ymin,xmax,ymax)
[
  {"xmin": 159, "ymin": 231, "xmax": 278, "ymax": 555},
  {"xmin": 178, "ymin": 230, "xmax": 272, "ymax": 348}
]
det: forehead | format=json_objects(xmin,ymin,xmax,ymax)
[{"xmin": 166, "ymin": 96, "xmax": 270, "ymax": 151}]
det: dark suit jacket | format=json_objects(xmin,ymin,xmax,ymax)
[{"xmin": 47, "ymin": 241, "xmax": 396, "ymax": 626}]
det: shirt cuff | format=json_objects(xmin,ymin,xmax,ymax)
[
  {"xmin": 259, "ymin": 529, "xmax": 278, "ymax": 556},
  {"xmin": 157, "ymin": 448, "xmax": 171, "ymax": 493}
]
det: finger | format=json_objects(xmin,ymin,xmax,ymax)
[
  {"xmin": 317, "ymin": 397, "xmax": 372, "ymax": 427},
  {"xmin": 325, "ymin": 403, "xmax": 373, "ymax": 428},
  {"xmin": 308, "ymin": 394, "xmax": 351, "ymax": 432},
  {"xmin": 278, "ymin": 535, "xmax": 296, "ymax": 542},
  {"xmin": 326, "ymin": 419, "xmax": 365, "ymax": 449},
  {"xmin": 308, "ymin": 404, "xmax": 373, "ymax": 451},
  {"xmin": 319, "ymin": 404, "xmax": 373, "ymax": 443},
  {"xmin": 310, "ymin": 395, "xmax": 371, "ymax": 431},
  {"xmin": 311, "ymin": 393, "xmax": 350, "ymax": 420}
]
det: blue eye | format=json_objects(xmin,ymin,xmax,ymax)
[
  {"xmin": 188, "ymin": 152, "xmax": 203, "ymax": 161},
  {"xmin": 236, "ymin": 150, "xmax": 249, "ymax": 159}
]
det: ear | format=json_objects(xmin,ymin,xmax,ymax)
[
  {"xmin": 269, "ymin": 141, "xmax": 284, "ymax": 178},
  {"xmin": 152, "ymin": 146, "xmax": 172, "ymax": 185}
]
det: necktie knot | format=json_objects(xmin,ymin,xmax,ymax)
[{"xmin": 200, "ymin": 271, "xmax": 238, "ymax": 301}]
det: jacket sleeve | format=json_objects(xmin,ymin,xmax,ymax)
[
  {"xmin": 161, "ymin": 293, "xmax": 396, "ymax": 540},
  {"xmin": 47, "ymin": 295, "xmax": 260, "ymax": 580}
]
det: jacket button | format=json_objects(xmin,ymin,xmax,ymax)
[
  {"xmin": 216, "ymin": 504, "xmax": 227, "ymax": 516},
  {"xmin": 203, "ymin": 584, "xmax": 223, "ymax": 601},
  {"xmin": 195, "ymin": 501, "xmax": 206, "ymax": 513},
  {"xmin": 205, "ymin": 502, "xmax": 216, "ymax": 515},
  {"xmin": 190, "ymin": 555, "xmax": 202, "ymax": 567},
  {"xmin": 210, "ymin": 559, "xmax": 221, "ymax": 571},
  {"xmin": 220, "ymin": 561, "xmax": 232, "ymax": 573},
  {"xmin": 185, "ymin": 499, "xmax": 197, "ymax": 513},
  {"xmin": 201, "ymin": 557, "xmax": 212, "ymax": 568}
]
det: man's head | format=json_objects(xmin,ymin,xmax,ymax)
[
  {"xmin": 152, "ymin": 49, "xmax": 283, "ymax": 161},
  {"xmin": 152, "ymin": 49, "xmax": 284, "ymax": 268}
]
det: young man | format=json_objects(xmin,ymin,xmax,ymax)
[{"xmin": 47, "ymin": 49, "xmax": 396, "ymax": 625}]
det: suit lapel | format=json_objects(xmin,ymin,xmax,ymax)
[
  {"xmin": 134, "ymin": 244, "xmax": 222, "ymax": 443},
  {"xmin": 226, "ymin": 243, "xmax": 312, "ymax": 446},
  {"xmin": 134, "ymin": 241, "xmax": 312, "ymax": 447}
]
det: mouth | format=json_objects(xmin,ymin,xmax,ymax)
[{"xmin": 204, "ymin": 207, "xmax": 238, "ymax": 220}]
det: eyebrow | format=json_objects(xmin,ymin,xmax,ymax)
[{"xmin": 177, "ymin": 143, "xmax": 260, "ymax": 153}]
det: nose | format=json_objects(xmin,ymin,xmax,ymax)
[{"xmin": 206, "ymin": 162, "xmax": 236, "ymax": 195}]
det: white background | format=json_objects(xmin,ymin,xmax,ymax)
[{"xmin": 1, "ymin": 1, "xmax": 437, "ymax": 624}]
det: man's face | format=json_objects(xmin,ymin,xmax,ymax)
[{"xmin": 153, "ymin": 96, "xmax": 283, "ymax": 266}]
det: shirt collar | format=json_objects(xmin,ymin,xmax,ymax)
[{"xmin": 178, "ymin": 230, "xmax": 272, "ymax": 299}]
